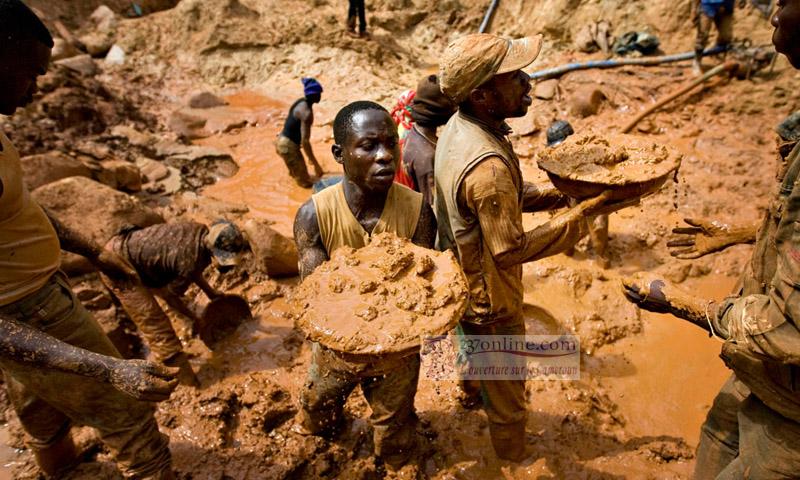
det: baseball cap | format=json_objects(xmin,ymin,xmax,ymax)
[
  {"xmin": 439, "ymin": 33, "xmax": 543, "ymax": 104},
  {"xmin": 207, "ymin": 220, "xmax": 247, "ymax": 267}
]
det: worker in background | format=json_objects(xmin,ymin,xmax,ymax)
[
  {"xmin": 0, "ymin": 1, "xmax": 176, "ymax": 477},
  {"xmin": 277, "ymin": 78, "xmax": 324, "ymax": 188},
  {"xmin": 347, "ymin": 0, "xmax": 368, "ymax": 38},
  {"xmin": 99, "ymin": 220, "xmax": 247, "ymax": 387},
  {"xmin": 401, "ymin": 74, "xmax": 457, "ymax": 206},
  {"xmin": 693, "ymin": 0, "xmax": 745, "ymax": 74}
]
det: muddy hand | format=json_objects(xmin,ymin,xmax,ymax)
[
  {"xmin": 580, "ymin": 190, "xmax": 640, "ymax": 217},
  {"xmin": 621, "ymin": 273, "xmax": 671, "ymax": 314},
  {"xmin": 668, "ymin": 218, "xmax": 735, "ymax": 259},
  {"xmin": 576, "ymin": 190, "xmax": 613, "ymax": 216},
  {"xmin": 110, "ymin": 359, "xmax": 179, "ymax": 402}
]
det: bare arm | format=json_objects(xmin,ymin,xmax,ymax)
[
  {"xmin": 0, "ymin": 314, "xmax": 177, "ymax": 401},
  {"xmin": 293, "ymin": 199, "xmax": 329, "ymax": 279},
  {"xmin": 192, "ymin": 272, "xmax": 223, "ymax": 300},
  {"xmin": 157, "ymin": 288, "xmax": 201, "ymax": 323},
  {"xmin": 298, "ymin": 105, "xmax": 323, "ymax": 178},
  {"xmin": 667, "ymin": 218, "xmax": 759, "ymax": 259}
]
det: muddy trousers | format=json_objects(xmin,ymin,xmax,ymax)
[
  {"xmin": 276, "ymin": 135, "xmax": 312, "ymax": 188},
  {"xmin": 299, "ymin": 343, "xmax": 419, "ymax": 467},
  {"xmin": 695, "ymin": 9, "xmax": 733, "ymax": 54},
  {"xmin": 0, "ymin": 273, "xmax": 172, "ymax": 478},
  {"xmin": 458, "ymin": 318, "xmax": 527, "ymax": 461},
  {"xmin": 347, "ymin": 0, "xmax": 366, "ymax": 33},
  {"xmin": 694, "ymin": 374, "xmax": 800, "ymax": 479},
  {"xmin": 101, "ymin": 236, "xmax": 185, "ymax": 365}
]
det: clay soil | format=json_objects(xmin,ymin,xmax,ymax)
[{"xmin": 1, "ymin": 0, "xmax": 797, "ymax": 479}]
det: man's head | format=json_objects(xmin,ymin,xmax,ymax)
[
  {"xmin": 332, "ymin": 101, "xmax": 398, "ymax": 193},
  {"xmin": 0, "ymin": 0, "xmax": 53, "ymax": 115},
  {"xmin": 205, "ymin": 220, "xmax": 247, "ymax": 272},
  {"xmin": 772, "ymin": 0, "xmax": 800, "ymax": 68},
  {"xmin": 410, "ymin": 74, "xmax": 457, "ymax": 129},
  {"xmin": 302, "ymin": 77, "xmax": 323, "ymax": 104},
  {"xmin": 439, "ymin": 33, "xmax": 542, "ymax": 121}
]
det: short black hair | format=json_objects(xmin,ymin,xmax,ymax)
[
  {"xmin": 0, "ymin": 0, "xmax": 54, "ymax": 49},
  {"xmin": 333, "ymin": 100, "xmax": 390, "ymax": 145}
]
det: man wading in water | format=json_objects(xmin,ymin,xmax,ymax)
[
  {"xmin": 435, "ymin": 33, "xmax": 630, "ymax": 461},
  {"xmin": 276, "ymin": 77, "xmax": 324, "ymax": 188},
  {"xmin": 293, "ymin": 101, "xmax": 436, "ymax": 471},
  {"xmin": 0, "ymin": 1, "xmax": 177, "ymax": 477}
]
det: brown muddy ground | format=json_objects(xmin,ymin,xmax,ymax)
[{"xmin": 0, "ymin": 0, "xmax": 796, "ymax": 479}]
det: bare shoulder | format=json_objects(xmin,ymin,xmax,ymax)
[{"xmin": 293, "ymin": 198, "xmax": 320, "ymax": 249}]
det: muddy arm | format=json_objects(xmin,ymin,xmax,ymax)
[
  {"xmin": 157, "ymin": 287, "xmax": 201, "ymax": 323},
  {"xmin": 521, "ymin": 181, "xmax": 569, "ymax": 212},
  {"xmin": 192, "ymin": 272, "xmax": 223, "ymax": 300},
  {"xmin": 464, "ymin": 157, "xmax": 608, "ymax": 268},
  {"xmin": 411, "ymin": 201, "xmax": 437, "ymax": 249},
  {"xmin": 299, "ymin": 106, "xmax": 323, "ymax": 177},
  {"xmin": 0, "ymin": 314, "xmax": 177, "ymax": 401},
  {"xmin": 668, "ymin": 218, "xmax": 759, "ymax": 259},
  {"xmin": 294, "ymin": 199, "xmax": 329, "ymax": 279}
]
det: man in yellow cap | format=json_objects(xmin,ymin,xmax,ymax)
[{"xmin": 435, "ymin": 33, "xmax": 623, "ymax": 461}]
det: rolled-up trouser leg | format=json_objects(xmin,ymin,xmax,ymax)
[
  {"xmin": 0, "ymin": 274, "xmax": 172, "ymax": 478},
  {"xmin": 299, "ymin": 343, "xmax": 359, "ymax": 436},
  {"xmin": 694, "ymin": 374, "xmax": 748, "ymax": 480},
  {"xmin": 101, "ymin": 238, "xmax": 185, "ymax": 364},
  {"xmin": 460, "ymin": 318, "xmax": 527, "ymax": 461},
  {"xmin": 275, "ymin": 136, "xmax": 312, "ymax": 188},
  {"xmin": 361, "ymin": 354, "xmax": 420, "ymax": 468}
]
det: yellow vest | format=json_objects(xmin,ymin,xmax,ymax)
[
  {"xmin": 0, "ymin": 132, "xmax": 61, "ymax": 306},
  {"xmin": 312, "ymin": 182, "xmax": 423, "ymax": 255}
]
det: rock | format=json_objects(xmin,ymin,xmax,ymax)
[
  {"xmin": 51, "ymin": 38, "xmax": 80, "ymax": 61},
  {"xmin": 160, "ymin": 144, "xmax": 238, "ymax": 189},
  {"xmin": 90, "ymin": 5, "xmax": 117, "ymax": 31},
  {"xmin": 80, "ymin": 32, "xmax": 114, "ymax": 57},
  {"xmin": 242, "ymin": 218, "xmax": 299, "ymax": 277},
  {"xmin": 32, "ymin": 176, "xmax": 163, "ymax": 246},
  {"xmin": 533, "ymin": 79, "xmax": 559, "ymax": 100},
  {"xmin": 19, "ymin": 151, "xmax": 91, "ymax": 190},
  {"xmin": 54, "ymin": 54, "xmax": 98, "ymax": 76},
  {"xmin": 136, "ymin": 157, "xmax": 169, "ymax": 182},
  {"xmin": 188, "ymin": 92, "xmax": 228, "ymax": 109},
  {"xmin": 574, "ymin": 24, "xmax": 597, "ymax": 53},
  {"xmin": 569, "ymin": 87, "xmax": 607, "ymax": 118},
  {"xmin": 95, "ymin": 160, "xmax": 143, "ymax": 192},
  {"xmin": 159, "ymin": 167, "xmax": 183, "ymax": 194},
  {"xmin": 105, "ymin": 45, "xmax": 126, "ymax": 65},
  {"xmin": 110, "ymin": 125, "xmax": 154, "ymax": 148},
  {"xmin": 167, "ymin": 110, "xmax": 210, "ymax": 139}
]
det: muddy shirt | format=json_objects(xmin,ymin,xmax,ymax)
[
  {"xmin": 312, "ymin": 182, "xmax": 423, "ymax": 255},
  {"xmin": 435, "ymin": 112, "xmax": 581, "ymax": 326},
  {"xmin": 0, "ymin": 132, "xmax": 61, "ymax": 306},
  {"xmin": 716, "ymin": 142, "xmax": 800, "ymax": 420},
  {"xmin": 118, "ymin": 222, "xmax": 209, "ymax": 292}
]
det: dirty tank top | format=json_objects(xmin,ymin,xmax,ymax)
[
  {"xmin": 280, "ymin": 98, "xmax": 305, "ymax": 145},
  {"xmin": 312, "ymin": 182, "xmax": 423, "ymax": 255},
  {"xmin": 0, "ymin": 132, "xmax": 61, "ymax": 306}
]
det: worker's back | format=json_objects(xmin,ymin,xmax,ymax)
[{"xmin": 280, "ymin": 99, "xmax": 306, "ymax": 145}]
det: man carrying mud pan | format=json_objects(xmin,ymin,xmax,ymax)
[
  {"xmin": 277, "ymin": 77, "xmax": 324, "ymax": 188},
  {"xmin": 434, "ymin": 33, "xmax": 632, "ymax": 462},
  {"xmin": 293, "ymin": 100, "xmax": 437, "ymax": 471},
  {"xmin": 0, "ymin": 1, "xmax": 177, "ymax": 477},
  {"xmin": 98, "ymin": 220, "xmax": 247, "ymax": 387},
  {"xmin": 624, "ymin": 1, "xmax": 800, "ymax": 476}
]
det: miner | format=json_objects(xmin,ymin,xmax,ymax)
[
  {"xmin": 0, "ymin": 1, "xmax": 176, "ymax": 477},
  {"xmin": 434, "ymin": 33, "xmax": 629, "ymax": 461},
  {"xmin": 276, "ymin": 77, "xmax": 324, "ymax": 188},
  {"xmin": 293, "ymin": 100, "xmax": 437, "ymax": 470},
  {"xmin": 625, "ymin": 0, "xmax": 800, "ymax": 475}
]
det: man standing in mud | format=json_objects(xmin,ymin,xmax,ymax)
[
  {"xmin": 693, "ymin": 0, "xmax": 743, "ymax": 74},
  {"xmin": 625, "ymin": 0, "xmax": 800, "ymax": 476},
  {"xmin": 435, "ymin": 33, "xmax": 627, "ymax": 462},
  {"xmin": 276, "ymin": 77, "xmax": 324, "ymax": 188},
  {"xmin": 0, "ymin": 1, "xmax": 177, "ymax": 477},
  {"xmin": 293, "ymin": 101, "xmax": 436, "ymax": 470}
]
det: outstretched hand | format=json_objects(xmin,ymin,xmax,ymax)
[
  {"xmin": 110, "ymin": 359, "xmax": 179, "ymax": 402},
  {"xmin": 667, "ymin": 218, "xmax": 735, "ymax": 259}
]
